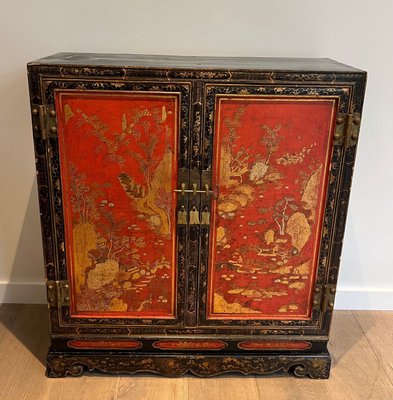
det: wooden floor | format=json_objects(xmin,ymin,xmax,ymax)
[{"xmin": 0, "ymin": 305, "xmax": 392, "ymax": 400}]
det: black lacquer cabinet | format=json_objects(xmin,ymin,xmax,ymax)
[{"xmin": 27, "ymin": 53, "xmax": 366, "ymax": 378}]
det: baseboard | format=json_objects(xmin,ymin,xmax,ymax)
[
  {"xmin": 334, "ymin": 287, "xmax": 393, "ymax": 310},
  {"xmin": 0, "ymin": 282, "xmax": 392, "ymax": 310}
]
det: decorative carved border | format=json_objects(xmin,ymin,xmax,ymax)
[{"xmin": 47, "ymin": 351, "xmax": 331, "ymax": 379}]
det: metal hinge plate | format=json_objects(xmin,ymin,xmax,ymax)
[
  {"xmin": 321, "ymin": 284, "xmax": 336, "ymax": 312},
  {"xmin": 31, "ymin": 105, "xmax": 57, "ymax": 140},
  {"xmin": 46, "ymin": 280, "xmax": 56, "ymax": 307},
  {"xmin": 334, "ymin": 113, "xmax": 361, "ymax": 148},
  {"xmin": 46, "ymin": 280, "xmax": 70, "ymax": 307},
  {"xmin": 312, "ymin": 284, "xmax": 336, "ymax": 313}
]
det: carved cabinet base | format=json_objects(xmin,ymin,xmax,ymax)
[
  {"xmin": 27, "ymin": 53, "xmax": 366, "ymax": 379},
  {"xmin": 47, "ymin": 351, "xmax": 331, "ymax": 379}
]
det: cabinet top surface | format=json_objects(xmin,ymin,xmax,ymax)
[{"xmin": 28, "ymin": 52, "xmax": 364, "ymax": 73}]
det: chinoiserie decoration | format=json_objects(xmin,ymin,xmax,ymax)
[{"xmin": 27, "ymin": 53, "xmax": 366, "ymax": 379}]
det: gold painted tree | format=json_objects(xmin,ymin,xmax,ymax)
[
  {"xmin": 273, "ymin": 196, "xmax": 298, "ymax": 236},
  {"xmin": 250, "ymin": 124, "xmax": 284, "ymax": 184},
  {"xmin": 74, "ymin": 106, "xmax": 173, "ymax": 237},
  {"xmin": 118, "ymin": 107, "xmax": 173, "ymax": 237},
  {"xmin": 221, "ymin": 106, "xmax": 250, "ymax": 186},
  {"xmin": 69, "ymin": 165, "xmax": 103, "ymax": 294},
  {"xmin": 260, "ymin": 124, "xmax": 284, "ymax": 164}
]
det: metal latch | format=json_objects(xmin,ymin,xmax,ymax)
[
  {"xmin": 177, "ymin": 205, "xmax": 210, "ymax": 226},
  {"xmin": 174, "ymin": 183, "xmax": 218, "ymax": 198},
  {"xmin": 201, "ymin": 206, "xmax": 210, "ymax": 225}
]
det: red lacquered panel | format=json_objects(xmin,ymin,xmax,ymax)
[
  {"xmin": 56, "ymin": 91, "xmax": 179, "ymax": 319},
  {"xmin": 238, "ymin": 340, "xmax": 312, "ymax": 350},
  {"xmin": 208, "ymin": 96, "xmax": 337, "ymax": 320},
  {"xmin": 68, "ymin": 339, "xmax": 142, "ymax": 350},
  {"xmin": 153, "ymin": 340, "xmax": 227, "ymax": 351}
]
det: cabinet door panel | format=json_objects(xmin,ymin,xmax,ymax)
[
  {"xmin": 208, "ymin": 96, "xmax": 335, "ymax": 320},
  {"xmin": 199, "ymin": 87, "xmax": 347, "ymax": 326},
  {"xmin": 56, "ymin": 90, "xmax": 178, "ymax": 319}
]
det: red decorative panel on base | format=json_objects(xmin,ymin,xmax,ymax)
[
  {"xmin": 153, "ymin": 340, "xmax": 227, "ymax": 351},
  {"xmin": 56, "ymin": 91, "xmax": 179, "ymax": 319},
  {"xmin": 68, "ymin": 340, "xmax": 142, "ymax": 350},
  {"xmin": 238, "ymin": 340, "xmax": 312, "ymax": 351},
  {"xmin": 208, "ymin": 96, "xmax": 337, "ymax": 320}
]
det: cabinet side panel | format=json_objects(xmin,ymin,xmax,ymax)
[
  {"xmin": 55, "ymin": 91, "xmax": 178, "ymax": 319},
  {"xmin": 208, "ymin": 96, "xmax": 337, "ymax": 320}
]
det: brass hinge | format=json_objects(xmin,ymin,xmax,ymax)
[
  {"xmin": 334, "ymin": 113, "xmax": 361, "ymax": 148},
  {"xmin": 31, "ymin": 105, "xmax": 57, "ymax": 140},
  {"xmin": 46, "ymin": 280, "xmax": 70, "ymax": 307},
  {"xmin": 46, "ymin": 281, "xmax": 56, "ymax": 307},
  {"xmin": 313, "ymin": 284, "xmax": 336, "ymax": 313},
  {"xmin": 321, "ymin": 284, "xmax": 336, "ymax": 312}
]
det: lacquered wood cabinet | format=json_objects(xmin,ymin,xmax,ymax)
[{"xmin": 27, "ymin": 53, "xmax": 366, "ymax": 378}]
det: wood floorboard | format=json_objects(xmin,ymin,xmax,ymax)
[
  {"xmin": 324, "ymin": 311, "xmax": 393, "ymax": 400},
  {"xmin": 188, "ymin": 374, "xmax": 260, "ymax": 400},
  {"xmin": 116, "ymin": 375, "xmax": 188, "ymax": 400},
  {"xmin": 254, "ymin": 373, "xmax": 331, "ymax": 400},
  {"xmin": 46, "ymin": 374, "xmax": 120, "ymax": 400},
  {"xmin": 0, "ymin": 303, "xmax": 23, "ymax": 333},
  {"xmin": 353, "ymin": 311, "xmax": 393, "ymax": 386},
  {"xmin": 0, "ymin": 304, "xmax": 51, "ymax": 400},
  {"xmin": 0, "ymin": 305, "xmax": 392, "ymax": 400}
]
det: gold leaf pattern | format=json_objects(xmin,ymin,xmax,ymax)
[
  {"xmin": 213, "ymin": 293, "xmax": 261, "ymax": 314},
  {"xmin": 109, "ymin": 297, "xmax": 128, "ymax": 311},
  {"xmin": 288, "ymin": 282, "xmax": 306, "ymax": 290},
  {"xmin": 301, "ymin": 166, "xmax": 322, "ymax": 221},
  {"xmin": 286, "ymin": 212, "xmax": 311, "ymax": 251},
  {"xmin": 72, "ymin": 223, "xmax": 97, "ymax": 294},
  {"xmin": 64, "ymin": 103, "xmax": 74, "ymax": 124}
]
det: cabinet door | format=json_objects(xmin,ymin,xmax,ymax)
[
  {"xmin": 198, "ymin": 84, "xmax": 350, "ymax": 329},
  {"xmin": 33, "ymin": 78, "xmax": 191, "ymax": 329}
]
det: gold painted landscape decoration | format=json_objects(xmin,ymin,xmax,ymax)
[
  {"xmin": 56, "ymin": 91, "xmax": 178, "ymax": 318},
  {"xmin": 208, "ymin": 97, "xmax": 336, "ymax": 319}
]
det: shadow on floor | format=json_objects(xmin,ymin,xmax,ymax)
[
  {"xmin": 0, "ymin": 303, "xmax": 49, "ymax": 367},
  {"xmin": 1, "ymin": 176, "xmax": 49, "ymax": 367}
]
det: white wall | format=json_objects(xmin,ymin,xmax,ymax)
[{"xmin": 0, "ymin": 0, "xmax": 392, "ymax": 309}]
